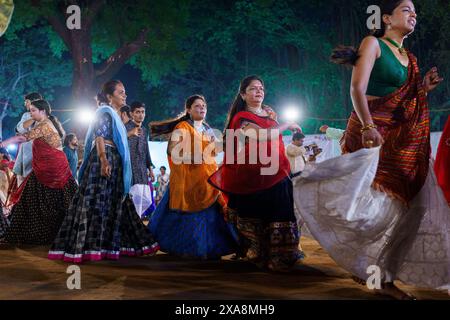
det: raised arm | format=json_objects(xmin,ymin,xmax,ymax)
[
  {"xmin": 0, "ymin": 135, "xmax": 26, "ymax": 148},
  {"xmin": 15, "ymin": 113, "xmax": 34, "ymax": 134}
]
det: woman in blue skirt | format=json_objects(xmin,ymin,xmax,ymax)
[{"xmin": 149, "ymin": 94, "xmax": 239, "ymax": 260}]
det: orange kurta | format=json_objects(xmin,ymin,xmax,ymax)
[{"xmin": 168, "ymin": 120, "xmax": 220, "ymax": 212}]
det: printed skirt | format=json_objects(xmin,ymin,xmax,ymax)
[
  {"xmin": 227, "ymin": 177, "xmax": 303, "ymax": 271},
  {"xmin": 48, "ymin": 146, "xmax": 159, "ymax": 263},
  {"xmin": 0, "ymin": 172, "xmax": 77, "ymax": 245}
]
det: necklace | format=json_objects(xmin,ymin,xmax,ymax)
[
  {"xmin": 247, "ymin": 106, "xmax": 263, "ymax": 115},
  {"xmin": 385, "ymin": 37, "xmax": 407, "ymax": 56}
]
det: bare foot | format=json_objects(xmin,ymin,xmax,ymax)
[{"xmin": 375, "ymin": 282, "xmax": 417, "ymax": 300}]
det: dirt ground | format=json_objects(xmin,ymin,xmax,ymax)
[{"xmin": 0, "ymin": 237, "xmax": 448, "ymax": 300}]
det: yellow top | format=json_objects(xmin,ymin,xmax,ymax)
[{"xmin": 168, "ymin": 120, "xmax": 220, "ymax": 212}]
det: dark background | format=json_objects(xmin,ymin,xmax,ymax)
[{"xmin": 1, "ymin": 0, "xmax": 449, "ymax": 139}]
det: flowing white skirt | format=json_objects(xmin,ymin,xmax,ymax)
[{"xmin": 293, "ymin": 147, "xmax": 450, "ymax": 290}]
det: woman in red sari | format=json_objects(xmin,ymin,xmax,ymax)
[
  {"xmin": 0, "ymin": 100, "xmax": 77, "ymax": 245},
  {"xmin": 435, "ymin": 116, "xmax": 450, "ymax": 205},
  {"xmin": 209, "ymin": 75, "xmax": 304, "ymax": 272}
]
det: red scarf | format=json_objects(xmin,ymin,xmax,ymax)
[
  {"xmin": 342, "ymin": 51, "xmax": 430, "ymax": 204},
  {"xmin": 9, "ymin": 138, "xmax": 73, "ymax": 206},
  {"xmin": 209, "ymin": 111, "xmax": 290, "ymax": 194},
  {"xmin": 434, "ymin": 116, "xmax": 450, "ymax": 204}
]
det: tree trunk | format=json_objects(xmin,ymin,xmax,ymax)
[
  {"xmin": 70, "ymin": 29, "xmax": 96, "ymax": 105},
  {"xmin": 37, "ymin": 1, "xmax": 151, "ymax": 138}
]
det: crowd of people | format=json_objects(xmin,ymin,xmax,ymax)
[{"xmin": 0, "ymin": 0, "xmax": 450, "ymax": 300}]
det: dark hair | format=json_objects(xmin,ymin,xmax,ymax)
[
  {"xmin": 64, "ymin": 133, "xmax": 76, "ymax": 147},
  {"xmin": 150, "ymin": 94, "xmax": 206, "ymax": 138},
  {"xmin": 224, "ymin": 75, "xmax": 265, "ymax": 130},
  {"xmin": 31, "ymin": 99, "xmax": 65, "ymax": 138},
  {"xmin": 24, "ymin": 92, "xmax": 43, "ymax": 102},
  {"xmin": 160, "ymin": 166, "xmax": 166, "ymax": 171},
  {"xmin": 120, "ymin": 105, "xmax": 131, "ymax": 118},
  {"xmin": 372, "ymin": 0, "xmax": 405, "ymax": 38},
  {"xmin": 330, "ymin": 0, "xmax": 405, "ymax": 66},
  {"xmin": 130, "ymin": 101, "xmax": 146, "ymax": 112},
  {"xmin": 97, "ymin": 80, "xmax": 123, "ymax": 105},
  {"xmin": 292, "ymin": 132, "xmax": 305, "ymax": 141}
]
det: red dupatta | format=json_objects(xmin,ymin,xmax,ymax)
[
  {"xmin": 342, "ymin": 51, "xmax": 430, "ymax": 205},
  {"xmin": 434, "ymin": 116, "xmax": 450, "ymax": 204},
  {"xmin": 9, "ymin": 138, "xmax": 73, "ymax": 206},
  {"xmin": 209, "ymin": 111, "xmax": 290, "ymax": 194}
]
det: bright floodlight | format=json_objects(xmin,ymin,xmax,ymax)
[
  {"xmin": 6, "ymin": 144, "xmax": 17, "ymax": 152},
  {"xmin": 282, "ymin": 106, "xmax": 301, "ymax": 122},
  {"xmin": 77, "ymin": 108, "xmax": 96, "ymax": 124}
]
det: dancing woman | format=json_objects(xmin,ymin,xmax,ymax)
[
  {"xmin": 49, "ymin": 80, "xmax": 159, "ymax": 262},
  {"xmin": 294, "ymin": 0, "xmax": 449, "ymax": 299},
  {"xmin": 149, "ymin": 94, "xmax": 238, "ymax": 260},
  {"xmin": 209, "ymin": 75, "xmax": 304, "ymax": 272},
  {"xmin": 0, "ymin": 100, "xmax": 77, "ymax": 245}
]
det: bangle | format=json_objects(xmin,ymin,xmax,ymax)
[{"xmin": 360, "ymin": 123, "xmax": 377, "ymax": 134}]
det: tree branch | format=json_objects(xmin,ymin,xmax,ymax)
[
  {"xmin": 94, "ymin": 28, "xmax": 150, "ymax": 84},
  {"xmin": 46, "ymin": 15, "xmax": 72, "ymax": 51}
]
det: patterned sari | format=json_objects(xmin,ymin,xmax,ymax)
[{"xmin": 342, "ymin": 51, "xmax": 430, "ymax": 205}]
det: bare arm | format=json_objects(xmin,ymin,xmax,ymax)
[
  {"xmin": 350, "ymin": 36, "xmax": 379, "ymax": 126},
  {"xmin": 22, "ymin": 119, "xmax": 35, "ymax": 130},
  {"xmin": 0, "ymin": 135, "xmax": 26, "ymax": 148},
  {"xmin": 15, "ymin": 112, "xmax": 35, "ymax": 134},
  {"xmin": 350, "ymin": 36, "xmax": 384, "ymax": 147}
]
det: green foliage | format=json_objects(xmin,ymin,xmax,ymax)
[
  {"xmin": 142, "ymin": 0, "xmax": 450, "ymax": 132},
  {"xmin": 0, "ymin": 27, "xmax": 71, "ymax": 118},
  {"xmin": 3, "ymin": 0, "xmax": 449, "ymax": 133}
]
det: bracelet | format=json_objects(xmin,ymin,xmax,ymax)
[
  {"xmin": 99, "ymin": 152, "xmax": 106, "ymax": 159},
  {"xmin": 360, "ymin": 123, "xmax": 377, "ymax": 134}
]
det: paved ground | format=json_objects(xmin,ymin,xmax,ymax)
[{"xmin": 0, "ymin": 237, "xmax": 448, "ymax": 300}]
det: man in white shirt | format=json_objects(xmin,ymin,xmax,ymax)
[{"xmin": 286, "ymin": 132, "xmax": 307, "ymax": 178}]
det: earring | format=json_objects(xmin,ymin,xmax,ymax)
[{"xmin": 387, "ymin": 24, "xmax": 392, "ymax": 30}]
